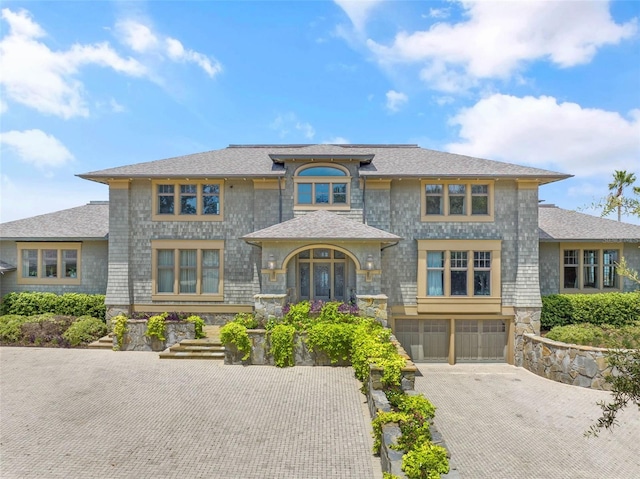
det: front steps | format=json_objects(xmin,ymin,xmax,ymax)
[
  {"xmin": 158, "ymin": 325, "xmax": 225, "ymax": 360},
  {"xmin": 88, "ymin": 334, "xmax": 113, "ymax": 350}
]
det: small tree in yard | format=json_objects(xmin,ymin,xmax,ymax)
[{"xmin": 586, "ymin": 182, "xmax": 640, "ymax": 436}]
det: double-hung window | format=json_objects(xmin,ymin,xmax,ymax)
[
  {"xmin": 560, "ymin": 243, "xmax": 621, "ymax": 292},
  {"xmin": 294, "ymin": 164, "xmax": 351, "ymax": 209},
  {"xmin": 417, "ymin": 240, "xmax": 501, "ymax": 313},
  {"xmin": 16, "ymin": 242, "xmax": 82, "ymax": 285},
  {"xmin": 153, "ymin": 181, "xmax": 223, "ymax": 221},
  {"xmin": 152, "ymin": 240, "xmax": 224, "ymax": 301},
  {"xmin": 421, "ymin": 180, "xmax": 494, "ymax": 221}
]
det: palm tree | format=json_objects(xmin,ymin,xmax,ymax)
[{"xmin": 608, "ymin": 170, "xmax": 637, "ymax": 221}]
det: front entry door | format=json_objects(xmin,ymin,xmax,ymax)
[{"xmin": 298, "ymin": 248, "xmax": 346, "ymax": 301}]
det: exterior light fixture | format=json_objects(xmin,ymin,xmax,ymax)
[
  {"xmin": 267, "ymin": 254, "xmax": 277, "ymax": 281},
  {"xmin": 365, "ymin": 254, "xmax": 375, "ymax": 282}
]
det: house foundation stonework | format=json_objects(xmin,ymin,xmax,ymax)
[{"xmin": 513, "ymin": 307, "xmax": 542, "ymax": 367}]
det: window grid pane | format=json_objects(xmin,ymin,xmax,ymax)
[
  {"xmin": 22, "ymin": 249, "xmax": 38, "ymax": 278},
  {"xmin": 425, "ymin": 184, "xmax": 443, "ymax": 215},
  {"xmin": 603, "ymin": 250, "xmax": 618, "ymax": 288},
  {"xmin": 583, "ymin": 250, "xmax": 598, "ymax": 288},
  {"xmin": 426, "ymin": 251, "xmax": 444, "ymax": 296},
  {"xmin": 42, "ymin": 249, "xmax": 58, "ymax": 278},
  {"xmin": 157, "ymin": 250, "xmax": 174, "ymax": 293},
  {"xmin": 179, "ymin": 250, "xmax": 197, "ymax": 293},
  {"xmin": 471, "ymin": 185, "xmax": 489, "ymax": 215},
  {"xmin": 448, "ymin": 184, "xmax": 466, "ymax": 215},
  {"xmin": 450, "ymin": 251, "xmax": 468, "ymax": 295},
  {"xmin": 202, "ymin": 184, "xmax": 220, "ymax": 215},
  {"xmin": 158, "ymin": 185, "xmax": 175, "ymax": 214},
  {"xmin": 180, "ymin": 185, "xmax": 197, "ymax": 215},
  {"xmin": 202, "ymin": 250, "xmax": 220, "ymax": 293},
  {"xmin": 62, "ymin": 250, "xmax": 78, "ymax": 278}
]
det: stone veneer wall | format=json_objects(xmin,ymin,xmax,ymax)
[
  {"xmin": 523, "ymin": 333, "xmax": 612, "ymax": 389},
  {"xmin": 115, "ymin": 320, "xmax": 195, "ymax": 352}
]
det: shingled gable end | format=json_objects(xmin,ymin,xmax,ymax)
[{"xmin": 3, "ymin": 144, "xmax": 639, "ymax": 366}]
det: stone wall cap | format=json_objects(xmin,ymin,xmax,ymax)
[
  {"xmin": 254, "ymin": 294, "xmax": 287, "ymax": 299},
  {"xmin": 526, "ymin": 333, "xmax": 612, "ymax": 353},
  {"xmin": 356, "ymin": 294, "xmax": 389, "ymax": 300}
]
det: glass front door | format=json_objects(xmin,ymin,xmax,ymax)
[{"xmin": 298, "ymin": 248, "xmax": 346, "ymax": 301}]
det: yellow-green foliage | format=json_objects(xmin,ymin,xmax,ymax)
[
  {"xmin": 402, "ymin": 442, "xmax": 449, "ymax": 479},
  {"xmin": 233, "ymin": 312, "xmax": 258, "ymax": 329},
  {"xmin": 546, "ymin": 321, "xmax": 640, "ymax": 348},
  {"xmin": 0, "ymin": 314, "xmax": 29, "ymax": 342},
  {"xmin": 186, "ymin": 315, "xmax": 206, "ymax": 339},
  {"xmin": 112, "ymin": 314, "xmax": 129, "ymax": 350},
  {"xmin": 270, "ymin": 324, "xmax": 295, "ymax": 367},
  {"xmin": 351, "ymin": 320, "xmax": 406, "ymax": 386},
  {"xmin": 145, "ymin": 313, "xmax": 167, "ymax": 341},
  {"xmin": 220, "ymin": 322, "xmax": 252, "ymax": 360},
  {"xmin": 63, "ymin": 316, "xmax": 108, "ymax": 347},
  {"xmin": 306, "ymin": 322, "xmax": 356, "ymax": 363}
]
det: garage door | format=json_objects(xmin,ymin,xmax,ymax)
[{"xmin": 395, "ymin": 319, "xmax": 507, "ymax": 363}]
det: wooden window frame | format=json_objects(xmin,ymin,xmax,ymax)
[
  {"xmin": 417, "ymin": 240, "xmax": 502, "ymax": 313},
  {"xmin": 152, "ymin": 180, "xmax": 224, "ymax": 221},
  {"xmin": 151, "ymin": 240, "xmax": 224, "ymax": 301},
  {"xmin": 16, "ymin": 242, "xmax": 82, "ymax": 285},
  {"xmin": 293, "ymin": 163, "xmax": 351, "ymax": 211},
  {"xmin": 559, "ymin": 242, "xmax": 623, "ymax": 293},
  {"xmin": 420, "ymin": 180, "xmax": 494, "ymax": 222}
]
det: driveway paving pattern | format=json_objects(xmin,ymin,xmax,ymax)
[
  {"xmin": 415, "ymin": 363, "xmax": 640, "ymax": 479},
  {"xmin": 0, "ymin": 348, "xmax": 380, "ymax": 479}
]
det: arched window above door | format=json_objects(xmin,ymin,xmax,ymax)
[{"xmin": 294, "ymin": 164, "xmax": 351, "ymax": 209}]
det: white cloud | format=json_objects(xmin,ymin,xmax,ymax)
[
  {"xmin": 385, "ymin": 90, "xmax": 408, "ymax": 112},
  {"xmin": 270, "ymin": 112, "xmax": 316, "ymax": 140},
  {"xmin": 116, "ymin": 19, "xmax": 222, "ymax": 78},
  {"xmin": 334, "ymin": 0, "xmax": 385, "ymax": 32},
  {"xmin": 109, "ymin": 98, "xmax": 125, "ymax": 113},
  {"xmin": 0, "ymin": 129, "xmax": 74, "ymax": 168},
  {"xmin": 428, "ymin": 8, "xmax": 450, "ymax": 19},
  {"xmin": 0, "ymin": 8, "xmax": 147, "ymax": 119},
  {"xmin": 446, "ymin": 94, "xmax": 640, "ymax": 177},
  {"xmin": 116, "ymin": 19, "xmax": 158, "ymax": 53},
  {"xmin": 323, "ymin": 136, "xmax": 350, "ymax": 144},
  {"xmin": 0, "ymin": 174, "xmax": 107, "ymax": 223},
  {"xmin": 367, "ymin": 1, "xmax": 637, "ymax": 92}
]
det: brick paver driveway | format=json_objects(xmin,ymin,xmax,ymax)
[
  {"xmin": 415, "ymin": 363, "xmax": 640, "ymax": 479},
  {"xmin": 0, "ymin": 348, "xmax": 381, "ymax": 479}
]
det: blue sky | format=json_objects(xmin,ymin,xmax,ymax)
[{"xmin": 1, "ymin": 0, "xmax": 639, "ymax": 223}]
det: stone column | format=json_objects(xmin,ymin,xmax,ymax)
[
  {"xmin": 254, "ymin": 294, "xmax": 287, "ymax": 323},
  {"xmin": 356, "ymin": 294, "xmax": 388, "ymax": 326}
]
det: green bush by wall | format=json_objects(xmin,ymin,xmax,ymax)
[
  {"xmin": 0, "ymin": 292, "xmax": 106, "ymax": 319},
  {"xmin": 541, "ymin": 292, "xmax": 640, "ymax": 330}
]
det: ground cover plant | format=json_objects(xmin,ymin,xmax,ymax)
[
  {"xmin": 546, "ymin": 322, "xmax": 640, "ymax": 349},
  {"xmin": 0, "ymin": 313, "xmax": 105, "ymax": 347}
]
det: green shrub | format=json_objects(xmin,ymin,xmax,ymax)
[
  {"xmin": 402, "ymin": 442, "xmax": 449, "ymax": 479},
  {"xmin": 186, "ymin": 315, "xmax": 206, "ymax": 339},
  {"xmin": 220, "ymin": 322, "xmax": 252, "ymax": 360},
  {"xmin": 0, "ymin": 292, "xmax": 106, "ymax": 319},
  {"xmin": 270, "ymin": 324, "xmax": 295, "ymax": 367},
  {"xmin": 111, "ymin": 314, "xmax": 129, "ymax": 351},
  {"xmin": 351, "ymin": 320, "xmax": 406, "ymax": 386},
  {"xmin": 0, "ymin": 314, "xmax": 29, "ymax": 342},
  {"xmin": 145, "ymin": 314, "xmax": 167, "ymax": 341},
  {"xmin": 541, "ymin": 292, "xmax": 640, "ymax": 330},
  {"xmin": 546, "ymin": 322, "xmax": 640, "ymax": 348},
  {"xmin": 63, "ymin": 316, "xmax": 108, "ymax": 346},
  {"xmin": 306, "ymin": 322, "xmax": 356, "ymax": 363},
  {"xmin": 232, "ymin": 312, "xmax": 258, "ymax": 329}
]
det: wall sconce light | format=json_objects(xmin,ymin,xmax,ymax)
[
  {"xmin": 365, "ymin": 254, "xmax": 374, "ymax": 282},
  {"xmin": 267, "ymin": 254, "xmax": 277, "ymax": 281}
]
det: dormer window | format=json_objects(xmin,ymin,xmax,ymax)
[{"xmin": 294, "ymin": 164, "xmax": 351, "ymax": 209}]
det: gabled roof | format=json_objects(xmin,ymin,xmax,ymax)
[
  {"xmin": 78, "ymin": 144, "xmax": 570, "ymax": 185},
  {"xmin": 0, "ymin": 201, "xmax": 109, "ymax": 240},
  {"xmin": 539, "ymin": 205, "xmax": 640, "ymax": 241},
  {"xmin": 242, "ymin": 210, "xmax": 402, "ymax": 243}
]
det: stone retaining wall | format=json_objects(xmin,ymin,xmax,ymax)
[
  {"xmin": 115, "ymin": 320, "xmax": 195, "ymax": 352},
  {"xmin": 523, "ymin": 333, "xmax": 611, "ymax": 390}
]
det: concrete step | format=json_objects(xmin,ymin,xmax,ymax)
[
  {"xmin": 88, "ymin": 335, "xmax": 113, "ymax": 350},
  {"xmin": 159, "ymin": 350, "xmax": 225, "ymax": 360},
  {"xmin": 169, "ymin": 344, "xmax": 225, "ymax": 352},
  {"xmin": 179, "ymin": 338, "xmax": 222, "ymax": 346}
]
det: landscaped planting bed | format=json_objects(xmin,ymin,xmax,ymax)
[
  {"xmin": 111, "ymin": 312, "xmax": 206, "ymax": 351},
  {"xmin": 220, "ymin": 301, "xmax": 454, "ymax": 479},
  {"xmin": 0, "ymin": 313, "xmax": 107, "ymax": 348}
]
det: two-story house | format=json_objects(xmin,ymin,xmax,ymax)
[{"xmin": 2, "ymin": 144, "xmax": 639, "ymax": 365}]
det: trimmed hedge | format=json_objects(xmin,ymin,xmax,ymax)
[
  {"xmin": 541, "ymin": 292, "xmax": 640, "ymax": 330},
  {"xmin": 0, "ymin": 292, "xmax": 106, "ymax": 319}
]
